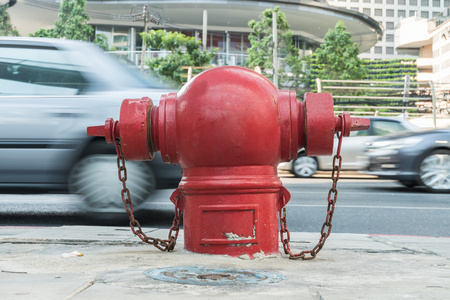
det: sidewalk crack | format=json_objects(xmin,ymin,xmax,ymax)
[
  {"xmin": 63, "ymin": 280, "xmax": 96, "ymax": 300},
  {"xmin": 369, "ymin": 235, "xmax": 440, "ymax": 257}
]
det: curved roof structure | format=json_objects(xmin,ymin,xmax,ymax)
[{"xmin": 9, "ymin": 0, "xmax": 382, "ymax": 52}]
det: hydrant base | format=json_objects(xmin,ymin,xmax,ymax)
[{"xmin": 179, "ymin": 167, "xmax": 282, "ymax": 258}]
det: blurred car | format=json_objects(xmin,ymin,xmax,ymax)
[
  {"xmin": 278, "ymin": 117, "xmax": 419, "ymax": 177},
  {"xmin": 366, "ymin": 128, "xmax": 450, "ymax": 192},
  {"xmin": 0, "ymin": 37, "xmax": 182, "ymax": 213}
]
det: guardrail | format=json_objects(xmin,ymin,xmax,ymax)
[
  {"xmin": 316, "ymin": 77, "xmax": 450, "ymax": 127},
  {"xmin": 108, "ymin": 50, "xmax": 250, "ymax": 67}
]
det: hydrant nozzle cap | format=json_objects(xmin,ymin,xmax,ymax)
[{"xmin": 87, "ymin": 118, "xmax": 117, "ymax": 143}]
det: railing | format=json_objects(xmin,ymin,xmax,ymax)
[
  {"xmin": 107, "ymin": 50, "xmax": 250, "ymax": 67},
  {"xmin": 316, "ymin": 77, "xmax": 450, "ymax": 127}
]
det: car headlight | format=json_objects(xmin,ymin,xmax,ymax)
[{"xmin": 370, "ymin": 137, "xmax": 423, "ymax": 150}]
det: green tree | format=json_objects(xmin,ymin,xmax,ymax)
[
  {"xmin": 141, "ymin": 29, "xmax": 217, "ymax": 85},
  {"xmin": 312, "ymin": 20, "xmax": 366, "ymax": 81},
  {"xmin": 93, "ymin": 33, "xmax": 110, "ymax": 51},
  {"xmin": 246, "ymin": 7, "xmax": 303, "ymax": 89},
  {"xmin": 0, "ymin": 4, "xmax": 19, "ymax": 36},
  {"xmin": 30, "ymin": 0, "xmax": 93, "ymax": 41}
]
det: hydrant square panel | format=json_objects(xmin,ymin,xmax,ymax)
[{"xmin": 199, "ymin": 204, "xmax": 258, "ymax": 245}]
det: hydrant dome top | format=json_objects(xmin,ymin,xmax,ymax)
[
  {"xmin": 173, "ymin": 66, "xmax": 283, "ymax": 168},
  {"xmin": 181, "ymin": 66, "xmax": 275, "ymax": 90}
]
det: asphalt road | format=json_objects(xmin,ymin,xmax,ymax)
[
  {"xmin": 281, "ymin": 173, "xmax": 450, "ymax": 237},
  {"xmin": 0, "ymin": 172, "xmax": 449, "ymax": 237}
]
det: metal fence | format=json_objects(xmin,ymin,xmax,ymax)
[
  {"xmin": 108, "ymin": 50, "xmax": 250, "ymax": 67},
  {"xmin": 316, "ymin": 77, "xmax": 450, "ymax": 127}
]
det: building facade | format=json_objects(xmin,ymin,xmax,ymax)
[
  {"xmin": 396, "ymin": 10, "xmax": 450, "ymax": 85},
  {"xmin": 328, "ymin": 0, "xmax": 450, "ymax": 60},
  {"xmin": 9, "ymin": 0, "xmax": 382, "ymax": 66}
]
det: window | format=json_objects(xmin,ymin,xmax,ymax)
[
  {"xmin": 445, "ymin": 0, "xmax": 450, "ymax": 6},
  {"xmin": 375, "ymin": 8, "xmax": 383, "ymax": 16},
  {"xmin": 351, "ymin": 0, "xmax": 359, "ymax": 2},
  {"xmin": 363, "ymin": 8, "xmax": 371, "ymax": 14},
  {"xmin": 374, "ymin": 46, "xmax": 383, "ymax": 54},
  {"xmin": 410, "ymin": 0, "xmax": 417, "ymax": 5},
  {"xmin": 375, "ymin": 0, "xmax": 383, "ymax": 3},
  {"xmin": 387, "ymin": 0, "xmax": 395, "ymax": 4},
  {"xmin": 433, "ymin": 0, "xmax": 440, "ymax": 6},
  {"xmin": 210, "ymin": 32, "xmax": 225, "ymax": 51},
  {"xmin": 350, "ymin": 7, "xmax": 359, "ymax": 11},
  {"xmin": 363, "ymin": 0, "xmax": 371, "ymax": 2},
  {"xmin": 410, "ymin": 10, "xmax": 417, "ymax": 16},
  {"xmin": 386, "ymin": 47, "xmax": 394, "ymax": 54},
  {"xmin": 421, "ymin": 0, "xmax": 429, "ymax": 5},
  {"xmin": 421, "ymin": 11, "xmax": 429, "ymax": 18},
  {"xmin": 386, "ymin": 34, "xmax": 395, "ymax": 42},
  {"xmin": 386, "ymin": 22, "xmax": 395, "ymax": 30},
  {"xmin": 398, "ymin": 0, "xmax": 406, "ymax": 4},
  {"xmin": 229, "ymin": 33, "xmax": 243, "ymax": 53},
  {"xmin": 398, "ymin": 9, "xmax": 406, "ymax": 17},
  {"xmin": 372, "ymin": 120, "xmax": 408, "ymax": 135},
  {"xmin": 0, "ymin": 46, "xmax": 88, "ymax": 95},
  {"xmin": 387, "ymin": 9, "xmax": 395, "ymax": 16}
]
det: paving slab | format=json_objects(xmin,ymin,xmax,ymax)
[{"xmin": 0, "ymin": 226, "xmax": 449, "ymax": 299}]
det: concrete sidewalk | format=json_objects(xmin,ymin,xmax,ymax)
[{"xmin": 0, "ymin": 226, "xmax": 449, "ymax": 299}]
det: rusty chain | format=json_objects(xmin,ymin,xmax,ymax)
[
  {"xmin": 112, "ymin": 121, "xmax": 181, "ymax": 252},
  {"xmin": 279, "ymin": 115, "xmax": 345, "ymax": 260}
]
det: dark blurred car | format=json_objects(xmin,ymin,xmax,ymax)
[
  {"xmin": 278, "ymin": 117, "xmax": 419, "ymax": 177},
  {"xmin": 0, "ymin": 37, "xmax": 182, "ymax": 213},
  {"xmin": 366, "ymin": 128, "xmax": 450, "ymax": 192}
]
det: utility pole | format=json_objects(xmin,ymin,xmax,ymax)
[
  {"xmin": 202, "ymin": 10, "xmax": 208, "ymax": 50},
  {"xmin": 140, "ymin": 5, "xmax": 149, "ymax": 72},
  {"xmin": 272, "ymin": 12, "xmax": 278, "ymax": 88},
  {"xmin": 131, "ymin": 4, "xmax": 162, "ymax": 72}
]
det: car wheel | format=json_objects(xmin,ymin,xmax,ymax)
[
  {"xmin": 292, "ymin": 154, "xmax": 318, "ymax": 178},
  {"xmin": 418, "ymin": 149, "xmax": 450, "ymax": 193},
  {"xmin": 69, "ymin": 154, "xmax": 156, "ymax": 213}
]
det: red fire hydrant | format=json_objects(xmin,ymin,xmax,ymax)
[{"xmin": 88, "ymin": 66, "xmax": 369, "ymax": 258}]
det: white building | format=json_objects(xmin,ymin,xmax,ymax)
[
  {"xmin": 328, "ymin": 0, "xmax": 450, "ymax": 60},
  {"xmin": 7, "ymin": 0, "xmax": 382, "ymax": 66},
  {"xmin": 396, "ymin": 10, "xmax": 450, "ymax": 85}
]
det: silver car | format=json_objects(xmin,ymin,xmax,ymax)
[
  {"xmin": 0, "ymin": 37, "xmax": 181, "ymax": 213},
  {"xmin": 278, "ymin": 117, "xmax": 419, "ymax": 177}
]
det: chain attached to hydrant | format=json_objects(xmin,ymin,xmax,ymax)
[
  {"xmin": 113, "ymin": 119, "xmax": 181, "ymax": 251},
  {"xmin": 279, "ymin": 115, "xmax": 344, "ymax": 260},
  {"xmin": 88, "ymin": 66, "xmax": 369, "ymax": 259}
]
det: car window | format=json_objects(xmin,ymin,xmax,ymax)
[
  {"xmin": 372, "ymin": 120, "xmax": 407, "ymax": 135},
  {"xmin": 0, "ymin": 45, "xmax": 89, "ymax": 95},
  {"xmin": 350, "ymin": 128, "xmax": 370, "ymax": 136}
]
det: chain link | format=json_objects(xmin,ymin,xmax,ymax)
[
  {"xmin": 113, "ymin": 121, "xmax": 181, "ymax": 252},
  {"xmin": 280, "ymin": 115, "xmax": 345, "ymax": 260}
]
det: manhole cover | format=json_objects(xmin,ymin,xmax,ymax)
[{"xmin": 145, "ymin": 266, "xmax": 286, "ymax": 286}]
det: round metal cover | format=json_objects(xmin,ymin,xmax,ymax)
[{"xmin": 145, "ymin": 266, "xmax": 286, "ymax": 286}]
